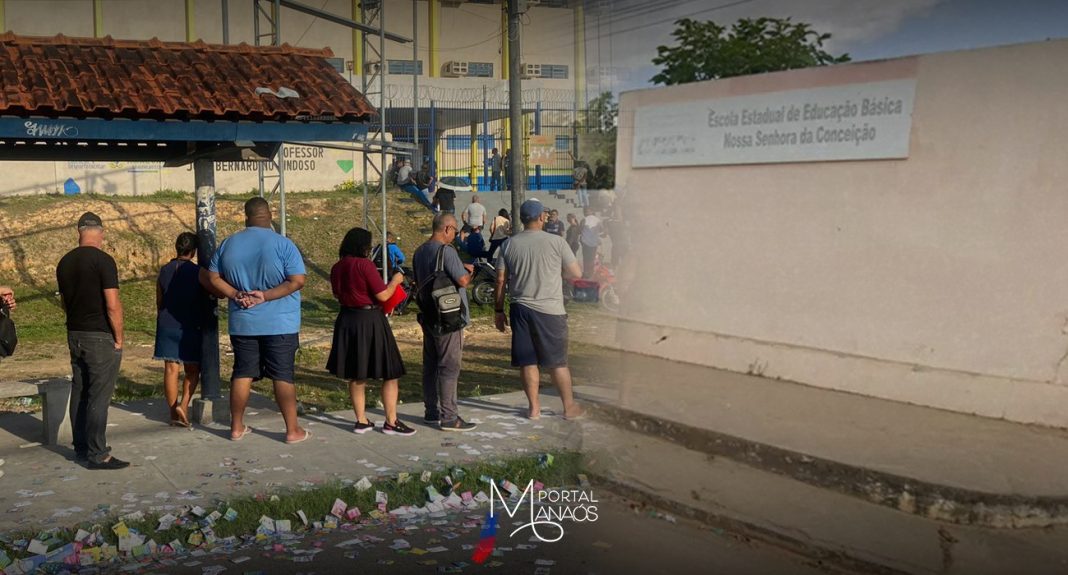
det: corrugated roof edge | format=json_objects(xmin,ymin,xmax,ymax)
[{"xmin": 0, "ymin": 31, "xmax": 336, "ymax": 58}]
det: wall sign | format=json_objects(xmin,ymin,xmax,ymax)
[{"xmin": 632, "ymin": 79, "xmax": 916, "ymax": 168}]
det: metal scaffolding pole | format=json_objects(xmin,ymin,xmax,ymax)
[
  {"xmin": 254, "ymin": 0, "xmax": 286, "ymax": 234},
  {"xmin": 222, "ymin": 0, "xmax": 230, "ymax": 44},
  {"xmin": 361, "ymin": 1, "xmax": 385, "ymax": 232},
  {"xmin": 380, "ymin": 0, "xmax": 388, "ymax": 282},
  {"xmin": 412, "ymin": 0, "xmax": 419, "ymax": 168}
]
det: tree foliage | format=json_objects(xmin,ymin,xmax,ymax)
[
  {"xmin": 587, "ymin": 91, "xmax": 619, "ymax": 137},
  {"xmin": 574, "ymin": 92, "xmax": 618, "ymax": 189},
  {"xmin": 651, "ymin": 17, "xmax": 851, "ymax": 85}
]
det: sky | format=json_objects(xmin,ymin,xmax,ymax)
[{"xmin": 583, "ymin": 0, "xmax": 1068, "ymax": 94}]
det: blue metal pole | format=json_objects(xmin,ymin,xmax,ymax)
[
  {"xmin": 429, "ymin": 99, "xmax": 436, "ymax": 175},
  {"xmin": 534, "ymin": 100, "xmax": 542, "ymax": 190},
  {"xmin": 482, "ymin": 86, "xmax": 489, "ymax": 191}
]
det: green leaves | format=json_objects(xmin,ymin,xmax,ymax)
[{"xmin": 651, "ymin": 17, "xmax": 851, "ymax": 86}]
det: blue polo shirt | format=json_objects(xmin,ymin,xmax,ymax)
[{"xmin": 208, "ymin": 226, "xmax": 306, "ymax": 336}]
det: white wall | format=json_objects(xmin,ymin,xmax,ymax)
[
  {"xmin": 6, "ymin": 0, "xmax": 578, "ymax": 87},
  {"xmin": 615, "ymin": 40, "xmax": 1068, "ymax": 428},
  {"xmin": 0, "ymin": 145, "xmax": 382, "ymax": 197}
]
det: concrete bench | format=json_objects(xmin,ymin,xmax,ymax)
[{"xmin": 0, "ymin": 379, "xmax": 71, "ymax": 445}]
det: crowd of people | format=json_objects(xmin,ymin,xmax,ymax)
[
  {"xmin": 5, "ymin": 192, "xmax": 599, "ymax": 470},
  {"xmin": 0, "ymin": 152, "xmax": 630, "ymax": 470}
]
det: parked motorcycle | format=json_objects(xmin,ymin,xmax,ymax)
[
  {"xmin": 564, "ymin": 254, "xmax": 618, "ymax": 313},
  {"xmin": 469, "ymin": 259, "xmax": 500, "ymax": 306}
]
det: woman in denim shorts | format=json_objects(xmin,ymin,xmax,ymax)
[{"xmin": 153, "ymin": 232, "xmax": 208, "ymax": 427}]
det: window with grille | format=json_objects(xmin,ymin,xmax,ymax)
[
  {"xmin": 539, "ymin": 64, "xmax": 568, "ymax": 79},
  {"xmin": 467, "ymin": 62, "xmax": 494, "ymax": 77},
  {"xmin": 445, "ymin": 135, "xmax": 495, "ymax": 151},
  {"xmin": 387, "ymin": 59, "xmax": 424, "ymax": 75}
]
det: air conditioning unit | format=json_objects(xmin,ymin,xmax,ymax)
[
  {"xmin": 521, "ymin": 63, "xmax": 541, "ymax": 79},
  {"xmin": 443, "ymin": 61, "xmax": 469, "ymax": 78},
  {"xmin": 364, "ymin": 61, "xmax": 382, "ymax": 74}
]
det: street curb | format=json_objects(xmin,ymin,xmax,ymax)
[
  {"xmin": 579, "ymin": 395, "xmax": 1068, "ymax": 528},
  {"xmin": 588, "ymin": 472, "xmax": 913, "ymax": 575}
]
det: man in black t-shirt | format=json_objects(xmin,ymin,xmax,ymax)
[{"xmin": 56, "ymin": 212, "xmax": 129, "ymax": 470}]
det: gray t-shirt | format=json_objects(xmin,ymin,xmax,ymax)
[
  {"xmin": 496, "ymin": 230, "xmax": 577, "ymax": 316},
  {"xmin": 412, "ymin": 240, "xmax": 470, "ymax": 326},
  {"xmin": 463, "ymin": 202, "xmax": 487, "ymax": 228}
]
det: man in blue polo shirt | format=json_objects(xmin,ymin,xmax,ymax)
[{"xmin": 202, "ymin": 197, "xmax": 311, "ymax": 445}]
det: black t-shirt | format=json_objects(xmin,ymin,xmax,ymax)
[
  {"xmin": 56, "ymin": 246, "xmax": 120, "ymax": 334},
  {"xmin": 435, "ymin": 189, "xmax": 456, "ymax": 211}
]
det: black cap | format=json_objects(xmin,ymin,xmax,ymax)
[{"xmin": 77, "ymin": 211, "xmax": 103, "ymax": 229}]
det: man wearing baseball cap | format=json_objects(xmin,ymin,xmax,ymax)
[
  {"xmin": 56, "ymin": 212, "xmax": 129, "ymax": 470},
  {"xmin": 493, "ymin": 199, "xmax": 585, "ymax": 420}
]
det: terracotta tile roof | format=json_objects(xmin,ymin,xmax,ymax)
[{"xmin": 0, "ymin": 33, "xmax": 375, "ymax": 122}]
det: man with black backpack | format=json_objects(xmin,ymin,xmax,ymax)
[{"xmin": 412, "ymin": 213, "xmax": 478, "ymax": 432}]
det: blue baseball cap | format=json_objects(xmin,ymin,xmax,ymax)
[{"xmin": 519, "ymin": 199, "xmax": 544, "ymax": 222}]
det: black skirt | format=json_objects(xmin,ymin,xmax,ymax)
[{"xmin": 326, "ymin": 307, "xmax": 407, "ymax": 381}]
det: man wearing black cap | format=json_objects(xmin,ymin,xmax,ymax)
[
  {"xmin": 56, "ymin": 212, "xmax": 129, "ymax": 470},
  {"xmin": 494, "ymin": 199, "xmax": 585, "ymax": 421}
]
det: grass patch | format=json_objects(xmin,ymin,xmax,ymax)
[
  {"xmin": 0, "ymin": 452, "xmax": 584, "ymax": 561},
  {"xmin": 0, "ymin": 189, "xmax": 614, "ymax": 408},
  {"xmin": 10, "ymin": 279, "xmax": 159, "ymax": 346}
]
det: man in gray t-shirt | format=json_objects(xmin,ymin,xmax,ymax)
[
  {"xmin": 413, "ymin": 213, "xmax": 477, "ymax": 432},
  {"xmin": 495, "ymin": 199, "xmax": 585, "ymax": 421}
]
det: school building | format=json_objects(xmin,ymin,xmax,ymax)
[
  {"xmin": 615, "ymin": 39, "xmax": 1068, "ymax": 428},
  {"xmin": 0, "ymin": 0, "xmax": 602, "ymax": 196}
]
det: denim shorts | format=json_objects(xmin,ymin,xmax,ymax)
[
  {"xmin": 153, "ymin": 326, "xmax": 202, "ymax": 364},
  {"xmin": 230, "ymin": 333, "xmax": 299, "ymax": 383}
]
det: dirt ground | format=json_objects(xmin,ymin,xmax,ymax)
[
  {"xmin": 0, "ymin": 319, "xmax": 515, "ymax": 390},
  {"xmin": 0, "ymin": 193, "xmax": 432, "ymax": 290}
]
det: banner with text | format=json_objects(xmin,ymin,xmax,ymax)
[{"xmin": 632, "ymin": 79, "xmax": 916, "ymax": 168}]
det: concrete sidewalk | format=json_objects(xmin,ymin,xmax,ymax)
[
  {"xmin": 577, "ymin": 347, "xmax": 1068, "ymax": 525},
  {"xmin": 0, "ymin": 390, "xmax": 586, "ymax": 532}
]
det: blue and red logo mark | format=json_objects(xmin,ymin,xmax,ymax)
[{"xmin": 471, "ymin": 512, "xmax": 499, "ymax": 564}]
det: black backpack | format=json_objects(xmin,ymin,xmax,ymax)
[
  {"xmin": 0, "ymin": 303, "xmax": 17, "ymax": 358},
  {"xmin": 416, "ymin": 245, "xmax": 466, "ymax": 336}
]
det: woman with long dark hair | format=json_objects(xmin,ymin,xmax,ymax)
[{"xmin": 326, "ymin": 227, "xmax": 415, "ymax": 436}]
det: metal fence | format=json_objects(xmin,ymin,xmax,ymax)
[{"xmin": 381, "ymin": 85, "xmax": 603, "ymax": 192}]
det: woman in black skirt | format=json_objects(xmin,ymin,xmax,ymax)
[{"xmin": 326, "ymin": 228, "xmax": 416, "ymax": 436}]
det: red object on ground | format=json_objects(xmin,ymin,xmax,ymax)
[
  {"xmin": 382, "ymin": 284, "xmax": 407, "ymax": 316},
  {"xmin": 571, "ymin": 279, "xmax": 600, "ymax": 289}
]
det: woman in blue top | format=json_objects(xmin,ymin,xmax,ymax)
[{"xmin": 154, "ymin": 232, "xmax": 208, "ymax": 428}]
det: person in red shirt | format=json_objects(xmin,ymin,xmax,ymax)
[{"xmin": 326, "ymin": 227, "xmax": 416, "ymax": 436}]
